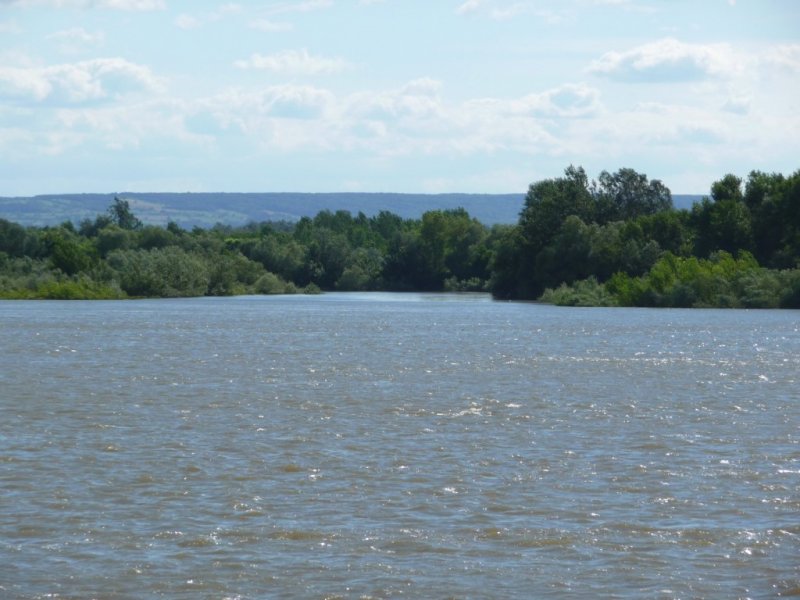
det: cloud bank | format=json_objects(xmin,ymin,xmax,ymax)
[
  {"xmin": 588, "ymin": 38, "xmax": 740, "ymax": 82},
  {"xmin": 0, "ymin": 58, "xmax": 162, "ymax": 104}
]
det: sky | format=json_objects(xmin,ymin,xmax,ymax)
[{"xmin": 0, "ymin": 0, "xmax": 798, "ymax": 197}]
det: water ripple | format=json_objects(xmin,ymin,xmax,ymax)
[{"xmin": 1, "ymin": 296, "xmax": 798, "ymax": 598}]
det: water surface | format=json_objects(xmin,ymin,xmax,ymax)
[{"xmin": 1, "ymin": 294, "xmax": 798, "ymax": 598}]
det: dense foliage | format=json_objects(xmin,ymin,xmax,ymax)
[
  {"xmin": 491, "ymin": 166, "xmax": 800, "ymax": 308},
  {"xmin": 0, "ymin": 198, "xmax": 493, "ymax": 299},
  {"xmin": 1, "ymin": 167, "xmax": 798, "ymax": 308}
]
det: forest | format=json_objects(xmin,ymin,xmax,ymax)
[{"xmin": 1, "ymin": 166, "xmax": 798, "ymax": 308}]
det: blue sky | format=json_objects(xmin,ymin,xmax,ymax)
[{"xmin": 0, "ymin": 0, "xmax": 798, "ymax": 196}]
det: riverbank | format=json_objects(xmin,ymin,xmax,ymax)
[{"xmin": 2, "ymin": 166, "xmax": 798, "ymax": 307}]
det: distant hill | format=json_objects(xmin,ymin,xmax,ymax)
[{"xmin": 0, "ymin": 192, "xmax": 703, "ymax": 228}]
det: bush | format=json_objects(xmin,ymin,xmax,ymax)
[
  {"xmin": 604, "ymin": 252, "xmax": 799, "ymax": 308},
  {"xmin": 34, "ymin": 278, "xmax": 125, "ymax": 300},
  {"xmin": 540, "ymin": 277, "xmax": 617, "ymax": 307},
  {"xmin": 254, "ymin": 272, "xmax": 292, "ymax": 295},
  {"xmin": 108, "ymin": 247, "xmax": 210, "ymax": 297}
]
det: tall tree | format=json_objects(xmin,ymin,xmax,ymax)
[
  {"xmin": 692, "ymin": 174, "xmax": 753, "ymax": 257},
  {"xmin": 515, "ymin": 165, "xmax": 595, "ymax": 297},
  {"xmin": 711, "ymin": 174, "xmax": 744, "ymax": 203},
  {"xmin": 108, "ymin": 197, "xmax": 143, "ymax": 231},
  {"xmin": 596, "ymin": 167, "xmax": 672, "ymax": 223}
]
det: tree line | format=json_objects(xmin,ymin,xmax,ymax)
[{"xmin": 1, "ymin": 166, "xmax": 798, "ymax": 307}]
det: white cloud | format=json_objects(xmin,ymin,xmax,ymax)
[
  {"xmin": 461, "ymin": 83, "xmax": 601, "ymax": 127},
  {"xmin": 188, "ymin": 78, "xmax": 479, "ymax": 158},
  {"xmin": 339, "ymin": 79, "xmax": 596, "ymax": 159},
  {"xmin": 588, "ymin": 38, "xmax": 740, "ymax": 82},
  {"xmin": 186, "ymin": 84, "xmax": 340, "ymax": 152},
  {"xmin": 257, "ymin": 84, "xmax": 335, "ymax": 119},
  {"xmin": 271, "ymin": 95, "xmax": 328, "ymax": 121},
  {"xmin": 520, "ymin": 83, "xmax": 601, "ymax": 117},
  {"xmin": 6, "ymin": 68, "xmax": 795, "ymax": 193},
  {"xmin": 762, "ymin": 44, "xmax": 800, "ymax": 72},
  {"xmin": 0, "ymin": 68, "xmax": 52, "ymax": 101},
  {"xmin": 187, "ymin": 78, "xmax": 594, "ymax": 160},
  {"xmin": 0, "ymin": 100, "xmax": 161, "ymax": 159},
  {"xmin": 0, "ymin": 58, "xmax": 163, "ymax": 104},
  {"xmin": 347, "ymin": 78, "xmax": 443, "ymax": 122},
  {"xmin": 454, "ymin": 104, "xmax": 559, "ymax": 155},
  {"xmin": 42, "ymin": 98, "xmax": 206, "ymax": 156},
  {"xmin": 558, "ymin": 100, "xmax": 770, "ymax": 178},
  {"xmin": 234, "ymin": 49, "xmax": 350, "ymax": 74},
  {"xmin": 194, "ymin": 84, "xmax": 335, "ymax": 125}
]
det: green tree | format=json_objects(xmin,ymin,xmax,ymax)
[
  {"xmin": 336, "ymin": 247, "xmax": 384, "ymax": 290},
  {"xmin": 519, "ymin": 165, "xmax": 595, "ymax": 252},
  {"xmin": 691, "ymin": 175, "xmax": 753, "ymax": 257},
  {"xmin": 487, "ymin": 225, "xmax": 524, "ymax": 299},
  {"xmin": 711, "ymin": 174, "xmax": 744, "ymax": 203},
  {"xmin": 535, "ymin": 215, "xmax": 593, "ymax": 289},
  {"xmin": 137, "ymin": 225, "xmax": 177, "ymax": 250},
  {"xmin": 637, "ymin": 210, "xmax": 690, "ymax": 256},
  {"xmin": 306, "ymin": 227, "xmax": 352, "ymax": 289},
  {"xmin": 95, "ymin": 225, "xmax": 132, "ymax": 257},
  {"xmin": 0, "ymin": 219, "xmax": 27, "ymax": 257},
  {"xmin": 383, "ymin": 228, "xmax": 426, "ymax": 291},
  {"xmin": 515, "ymin": 166, "xmax": 595, "ymax": 297},
  {"xmin": 417, "ymin": 211, "xmax": 449, "ymax": 288},
  {"xmin": 78, "ymin": 214, "xmax": 113, "ymax": 237},
  {"xmin": 370, "ymin": 211, "xmax": 406, "ymax": 248},
  {"xmin": 108, "ymin": 197, "xmax": 143, "ymax": 231},
  {"xmin": 595, "ymin": 167, "xmax": 672, "ymax": 223},
  {"xmin": 45, "ymin": 228, "xmax": 93, "ymax": 276},
  {"xmin": 744, "ymin": 169, "xmax": 800, "ymax": 267}
]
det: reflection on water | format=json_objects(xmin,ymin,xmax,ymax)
[{"xmin": 1, "ymin": 294, "xmax": 798, "ymax": 598}]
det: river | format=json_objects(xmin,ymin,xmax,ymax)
[{"xmin": 1, "ymin": 293, "xmax": 798, "ymax": 598}]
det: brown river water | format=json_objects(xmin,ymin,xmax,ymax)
[{"xmin": 1, "ymin": 293, "xmax": 798, "ymax": 598}]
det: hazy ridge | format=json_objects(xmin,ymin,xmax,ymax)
[{"xmin": 0, "ymin": 192, "xmax": 702, "ymax": 228}]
